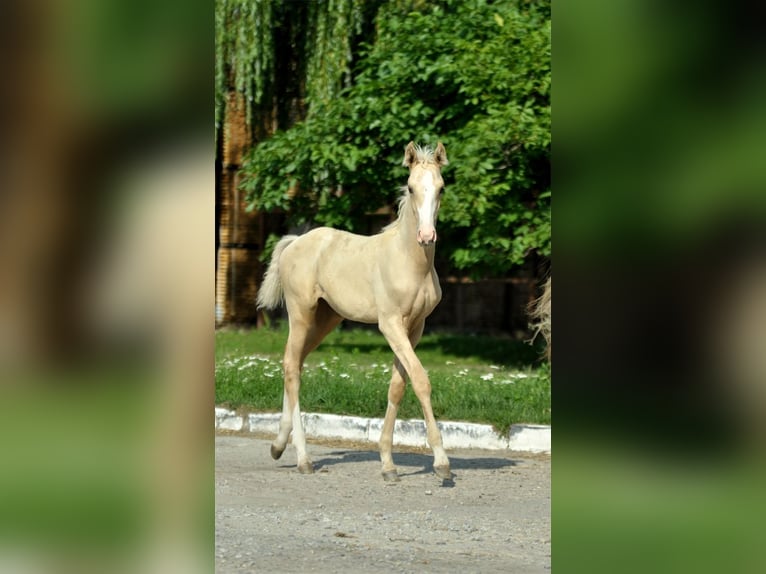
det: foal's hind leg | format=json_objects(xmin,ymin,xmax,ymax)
[
  {"xmin": 271, "ymin": 299, "xmax": 341, "ymax": 474},
  {"xmin": 379, "ymin": 357, "xmax": 407, "ymax": 482}
]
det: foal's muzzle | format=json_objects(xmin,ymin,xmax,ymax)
[{"xmin": 417, "ymin": 227, "xmax": 437, "ymax": 245}]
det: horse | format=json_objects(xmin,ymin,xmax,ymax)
[{"xmin": 256, "ymin": 141, "xmax": 451, "ymax": 482}]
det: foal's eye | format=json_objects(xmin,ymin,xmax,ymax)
[
  {"xmin": 407, "ymin": 185, "xmax": 413, "ymax": 194},
  {"xmin": 439, "ymin": 186, "xmax": 445, "ymax": 195}
]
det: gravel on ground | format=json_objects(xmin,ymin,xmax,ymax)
[{"xmin": 216, "ymin": 434, "xmax": 551, "ymax": 573}]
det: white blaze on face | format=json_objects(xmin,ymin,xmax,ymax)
[{"xmin": 416, "ymin": 170, "xmax": 438, "ymax": 244}]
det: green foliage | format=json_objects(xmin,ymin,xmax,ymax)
[
  {"xmin": 304, "ymin": 0, "xmax": 368, "ymax": 106},
  {"xmin": 238, "ymin": 0, "xmax": 550, "ymax": 276},
  {"xmin": 215, "ymin": 0, "xmax": 371, "ymax": 138},
  {"xmin": 215, "ymin": 0, "xmax": 275, "ymax": 130}
]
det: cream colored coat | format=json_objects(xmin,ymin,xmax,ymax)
[{"xmin": 257, "ymin": 142, "xmax": 451, "ymax": 482}]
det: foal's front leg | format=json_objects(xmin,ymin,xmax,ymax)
[{"xmin": 379, "ymin": 319, "xmax": 451, "ymax": 480}]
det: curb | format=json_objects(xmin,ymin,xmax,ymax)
[{"xmin": 215, "ymin": 408, "xmax": 550, "ymax": 454}]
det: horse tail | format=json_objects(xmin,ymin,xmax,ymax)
[
  {"xmin": 256, "ymin": 235, "xmax": 298, "ymax": 310},
  {"xmin": 527, "ymin": 277, "xmax": 551, "ymax": 361}
]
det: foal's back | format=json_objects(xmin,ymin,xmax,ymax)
[{"xmin": 280, "ymin": 226, "xmax": 387, "ymax": 324}]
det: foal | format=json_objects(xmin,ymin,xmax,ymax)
[{"xmin": 257, "ymin": 141, "xmax": 450, "ymax": 481}]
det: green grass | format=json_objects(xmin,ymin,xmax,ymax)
[{"xmin": 215, "ymin": 326, "xmax": 550, "ymax": 434}]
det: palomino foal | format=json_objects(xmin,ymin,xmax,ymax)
[{"xmin": 256, "ymin": 141, "xmax": 450, "ymax": 481}]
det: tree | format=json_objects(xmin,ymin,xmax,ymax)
[
  {"xmin": 215, "ymin": 0, "xmax": 377, "ymax": 142},
  {"xmin": 215, "ymin": 0, "xmax": 380, "ymax": 323},
  {"xmin": 238, "ymin": 0, "xmax": 550, "ymax": 277}
]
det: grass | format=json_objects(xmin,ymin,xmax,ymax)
[{"xmin": 215, "ymin": 325, "xmax": 550, "ymax": 434}]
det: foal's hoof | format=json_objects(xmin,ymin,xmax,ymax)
[
  {"xmin": 382, "ymin": 470, "xmax": 401, "ymax": 483},
  {"xmin": 297, "ymin": 461, "xmax": 315, "ymax": 474},
  {"xmin": 433, "ymin": 465, "xmax": 452, "ymax": 480},
  {"xmin": 270, "ymin": 444, "xmax": 285, "ymax": 460}
]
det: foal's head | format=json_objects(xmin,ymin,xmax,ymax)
[{"xmin": 402, "ymin": 141, "xmax": 448, "ymax": 246}]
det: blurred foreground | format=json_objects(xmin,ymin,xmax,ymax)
[
  {"xmin": 0, "ymin": 1, "xmax": 211, "ymax": 573},
  {"xmin": 556, "ymin": 1, "xmax": 766, "ymax": 572},
  {"xmin": 2, "ymin": 0, "xmax": 766, "ymax": 572}
]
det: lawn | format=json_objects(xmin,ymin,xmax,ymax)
[{"xmin": 215, "ymin": 325, "xmax": 550, "ymax": 434}]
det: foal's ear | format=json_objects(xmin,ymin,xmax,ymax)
[
  {"xmin": 402, "ymin": 141, "xmax": 417, "ymax": 168},
  {"xmin": 435, "ymin": 141, "xmax": 449, "ymax": 166}
]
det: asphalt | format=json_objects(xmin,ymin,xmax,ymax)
[{"xmin": 215, "ymin": 407, "xmax": 550, "ymax": 453}]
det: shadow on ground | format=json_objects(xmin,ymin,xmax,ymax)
[{"xmin": 302, "ymin": 449, "xmax": 518, "ymax": 478}]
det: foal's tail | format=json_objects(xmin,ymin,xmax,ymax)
[{"xmin": 256, "ymin": 235, "xmax": 298, "ymax": 310}]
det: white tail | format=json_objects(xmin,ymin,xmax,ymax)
[
  {"xmin": 528, "ymin": 277, "xmax": 551, "ymax": 360},
  {"xmin": 256, "ymin": 235, "xmax": 298, "ymax": 310}
]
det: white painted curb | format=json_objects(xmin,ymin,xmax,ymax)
[
  {"xmin": 215, "ymin": 408, "xmax": 550, "ymax": 453},
  {"xmin": 508, "ymin": 424, "xmax": 551, "ymax": 453}
]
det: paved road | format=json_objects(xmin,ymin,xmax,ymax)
[{"xmin": 216, "ymin": 434, "xmax": 551, "ymax": 573}]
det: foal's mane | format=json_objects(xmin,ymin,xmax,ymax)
[
  {"xmin": 380, "ymin": 190, "xmax": 413, "ymax": 233},
  {"xmin": 409, "ymin": 144, "xmax": 439, "ymax": 165},
  {"xmin": 381, "ymin": 144, "xmax": 439, "ymax": 234}
]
